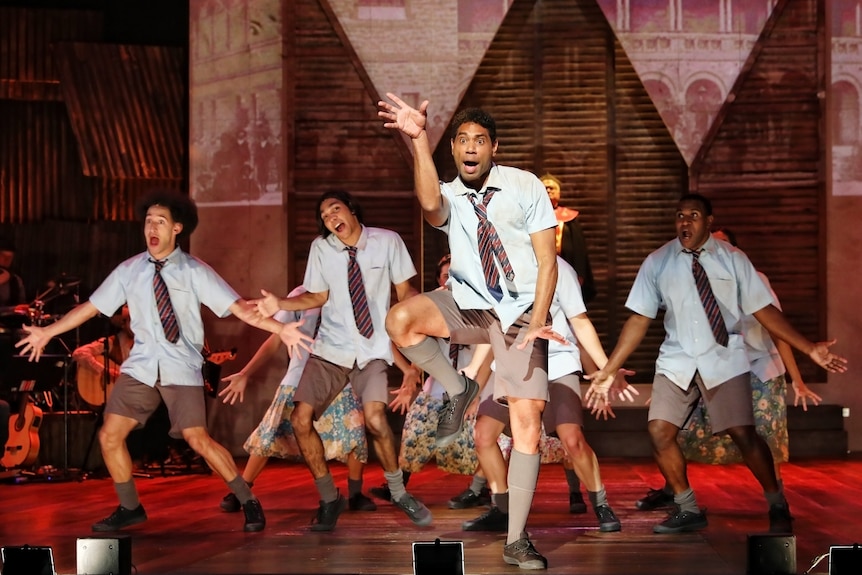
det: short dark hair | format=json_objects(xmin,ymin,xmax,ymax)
[
  {"xmin": 678, "ymin": 193, "xmax": 713, "ymax": 217},
  {"xmin": 435, "ymin": 253, "xmax": 451, "ymax": 281},
  {"xmin": 135, "ymin": 188, "xmax": 199, "ymax": 239},
  {"xmin": 0, "ymin": 236, "xmax": 15, "ymax": 252},
  {"xmin": 450, "ymin": 108, "xmax": 497, "ymax": 143},
  {"xmin": 316, "ymin": 190, "xmax": 364, "ymax": 238}
]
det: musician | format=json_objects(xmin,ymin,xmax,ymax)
[
  {"xmin": 72, "ymin": 306, "xmax": 133, "ymax": 407},
  {"xmin": 0, "ymin": 236, "xmax": 26, "ymax": 307}
]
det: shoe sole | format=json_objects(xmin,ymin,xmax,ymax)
[
  {"xmin": 310, "ymin": 497, "xmax": 348, "ymax": 532},
  {"xmin": 462, "ymin": 521, "xmax": 506, "ymax": 532},
  {"xmin": 448, "ymin": 500, "xmax": 479, "ymax": 510},
  {"xmin": 599, "ymin": 522, "xmax": 622, "ymax": 532},
  {"xmin": 244, "ymin": 521, "xmax": 266, "ymax": 532},
  {"xmin": 91, "ymin": 515, "xmax": 147, "ymax": 532},
  {"xmin": 503, "ymin": 555, "xmax": 547, "ymax": 570},
  {"xmin": 569, "ymin": 504, "xmax": 587, "ymax": 514},
  {"xmin": 652, "ymin": 519, "xmax": 708, "ymax": 534}
]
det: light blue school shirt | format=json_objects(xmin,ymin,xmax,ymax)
[
  {"xmin": 88, "ymin": 248, "xmax": 240, "ymax": 387},
  {"xmin": 303, "ymin": 225, "xmax": 416, "ymax": 370},
  {"xmin": 436, "ymin": 164, "xmax": 558, "ymax": 330},
  {"xmin": 625, "ymin": 236, "xmax": 774, "ymax": 390},
  {"xmin": 548, "ymin": 257, "xmax": 587, "ymax": 381}
]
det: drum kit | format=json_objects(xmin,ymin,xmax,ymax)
[{"xmin": 0, "ymin": 272, "xmax": 80, "ymax": 336}]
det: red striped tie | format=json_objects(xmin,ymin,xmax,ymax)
[
  {"xmin": 346, "ymin": 246, "xmax": 374, "ymax": 339},
  {"xmin": 468, "ymin": 190, "xmax": 514, "ymax": 301},
  {"xmin": 151, "ymin": 259, "xmax": 180, "ymax": 343},
  {"xmin": 689, "ymin": 250, "xmax": 728, "ymax": 347}
]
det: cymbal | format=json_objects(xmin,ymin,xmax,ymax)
[{"xmin": 47, "ymin": 273, "xmax": 81, "ymax": 290}]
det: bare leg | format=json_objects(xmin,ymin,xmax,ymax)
[
  {"xmin": 182, "ymin": 426, "xmax": 241, "ymax": 482},
  {"xmin": 648, "ymin": 419, "xmax": 689, "ymax": 493},
  {"xmin": 99, "ymin": 413, "xmax": 139, "ymax": 484},
  {"xmin": 290, "ymin": 402, "xmax": 329, "ymax": 479},
  {"xmin": 726, "ymin": 425, "xmax": 779, "ymax": 493}
]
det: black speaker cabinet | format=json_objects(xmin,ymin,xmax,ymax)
[
  {"xmin": 412, "ymin": 539, "xmax": 464, "ymax": 575},
  {"xmin": 77, "ymin": 535, "xmax": 132, "ymax": 575},
  {"xmin": 747, "ymin": 534, "xmax": 796, "ymax": 575},
  {"xmin": 830, "ymin": 544, "xmax": 862, "ymax": 575},
  {"xmin": 0, "ymin": 545, "xmax": 55, "ymax": 575}
]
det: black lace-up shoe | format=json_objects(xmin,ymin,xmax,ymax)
[
  {"xmin": 503, "ymin": 533, "xmax": 548, "ymax": 570},
  {"xmin": 653, "ymin": 508, "xmax": 708, "ymax": 534},
  {"xmin": 461, "ymin": 506, "xmax": 508, "ymax": 532},
  {"xmin": 393, "ymin": 493, "xmax": 433, "ymax": 526},
  {"xmin": 595, "ymin": 504, "xmax": 621, "ymax": 532},
  {"xmin": 310, "ymin": 493, "xmax": 348, "ymax": 532},
  {"xmin": 220, "ymin": 492, "xmax": 240, "ymax": 513},
  {"xmin": 448, "ymin": 485, "xmax": 491, "ymax": 509},
  {"xmin": 349, "ymin": 492, "xmax": 377, "ymax": 511},
  {"xmin": 636, "ymin": 488, "xmax": 675, "ymax": 511},
  {"xmin": 242, "ymin": 499, "xmax": 266, "ymax": 532},
  {"xmin": 436, "ymin": 376, "xmax": 479, "ymax": 448},
  {"xmin": 569, "ymin": 491, "xmax": 587, "ymax": 514},
  {"xmin": 92, "ymin": 504, "xmax": 148, "ymax": 532},
  {"xmin": 768, "ymin": 503, "xmax": 794, "ymax": 533}
]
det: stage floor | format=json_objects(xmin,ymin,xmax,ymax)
[{"xmin": 1, "ymin": 457, "xmax": 859, "ymax": 574}]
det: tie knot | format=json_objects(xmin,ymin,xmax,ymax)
[
  {"xmin": 150, "ymin": 258, "xmax": 166, "ymax": 272},
  {"xmin": 687, "ymin": 249, "xmax": 701, "ymax": 260},
  {"xmin": 346, "ymin": 246, "xmax": 357, "ymax": 257}
]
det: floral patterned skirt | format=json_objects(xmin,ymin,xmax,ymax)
[
  {"xmin": 677, "ymin": 373, "xmax": 788, "ymax": 465},
  {"xmin": 243, "ymin": 383, "xmax": 368, "ymax": 464},
  {"xmin": 399, "ymin": 392, "xmax": 566, "ymax": 475}
]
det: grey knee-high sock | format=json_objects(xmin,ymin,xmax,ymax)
[
  {"xmin": 315, "ymin": 473, "xmax": 339, "ymax": 504},
  {"xmin": 385, "ymin": 469, "xmax": 407, "ymax": 503},
  {"xmin": 674, "ymin": 487, "xmax": 700, "ymax": 514},
  {"xmin": 228, "ymin": 475, "xmax": 254, "ymax": 505},
  {"xmin": 507, "ymin": 449, "xmax": 540, "ymax": 545},
  {"xmin": 114, "ymin": 479, "xmax": 140, "ymax": 510},
  {"xmin": 564, "ymin": 468, "xmax": 581, "ymax": 493},
  {"xmin": 587, "ymin": 487, "xmax": 608, "ymax": 509},
  {"xmin": 493, "ymin": 491, "xmax": 510, "ymax": 514},
  {"xmin": 348, "ymin": 477, "xmax": 363, "ymax": 498},
  {"xmin": 398, "ymin": 337, "xmax": 465, "ymax": 397},
  {"xmin": 469, "ymin": 474, "xmax": 488, "ymax": 494}
]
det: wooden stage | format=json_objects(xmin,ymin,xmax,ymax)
[{"xmin": 1, "ymin": 457, "xmax": 860, "ymax": 574}]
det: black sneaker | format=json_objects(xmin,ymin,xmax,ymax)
[
  {"xmin": 503, "ymin": 533, "xmax": 548, "ymax": 570},
  {"xmin": 448, "ymin": 485, "xmax": 491, "ymax": 509},
  {"xmin": 653, "ymin": 508, "xmax": 708, "ymax": 534},
  {"xmin": 768, "ymin": 503, "xmax": 794, "ymax": 533},
  {"xmin": 636, "ymin": 488, "xmax": 675, "ymax": 511},
  {"xmin": 220, "ymin": 492, "xmax": 240, "ymax": 513},
  {"xmin": 369, "ymin": 483, "xmax": 392, "ymax": 502},
  {"xmin": 461, "ymin": 506, "xmax": 508, "ymax": 532},
  {"xmin": 349, "ymin": 492, "xmax": 377, "ymax": 511},
  {"xmin": 595, "ymin": 504, "xmax": 621, "ymax": 532},
  {"xmin": 569, "ymin": 491, "xmax": 587, "ymax": 514},
  {"xmin": 436, "ymin": 376, "xmax": 479, "ymax": 448},
  {"xmin": 393, "ymin": 493, "xmax": 433, "ymax": 526},
  {"xmin": 310, "ymin": 493, "xmax": 348, "ymax": 532},
  {"xmin": 91, "ymin": 504, "xmax": 148, "ymax": 532},
  {"xmin": 242, "ymin": 499, "xmax": 266, "ymax": 532}
]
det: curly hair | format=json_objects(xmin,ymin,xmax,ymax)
[
  {"xmin": 449, "ymin": 108, "xmax": 497, "ymax": 143},
  {"xmin": 135, "ymin": 188, "xmax": 199, "ymax": 240}
]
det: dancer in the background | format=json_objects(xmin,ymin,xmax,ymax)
[
  {"xmin": 218, "ymin": 286, "xmax": 375, "ymax": 515},
  {"xmin": 635, "ymin": 226, "xmax": 824, "ymax": 512}
]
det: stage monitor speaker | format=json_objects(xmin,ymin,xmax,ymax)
[
  {"xmin": 77, "ymin": 535, "xmax": 132, "ymax": 575},
  {"xmin": 829, "ymin": 544, "xmax": 862, "ymax": 575},
  {"xmin": 0, "ymin": 545, "xmax": 55, "ymax": 575},
  {"xmin": 412, "ymin": 539, "xmax": 464, "ymax": 575},
  {"xmin": 747, "ymin": 534, "xmax": 796, "ymax": 575}
]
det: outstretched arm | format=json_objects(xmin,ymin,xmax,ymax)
[
  {"xmin": 753, "ymin": 304, "xmax": 848, "ymax": 373},
  {"xmin": 16, "ymin": 301, "xmax": 101, "ymax": 361},
  {"xmin": 378, "ymin": 93, "xmax": 448, "ymax": 227},
  {"xmin": 584, "ymin": 313, "xmax": 652, "ymax": 407},
  {"xmin": 774, "ymin": 338, "xmax": 822, "ymax": 411},
  {"xmin": 219, "ymin": 330, "xmax": 283, "ymax": 405}
]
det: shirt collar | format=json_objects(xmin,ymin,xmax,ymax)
[
  {"xmin": 452, "ymin": 164, "xmax": 502, "ymax": 197},
  {"xmin": 676, "ymin": 236, "xmax": 716, "ymax": 256},
  {"xmin": 327, "ymin": 225, "xmax": 368, "ymax": 252}
]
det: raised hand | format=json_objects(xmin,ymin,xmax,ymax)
[
  {"xmin": 609, "ymin": 368, "xmax": 639, "ymax": 403},
  {"xmin": 378, "ymin": 93, "xmax": 428, "ymax": 139},
  {"xmin": 517, "ymin": 324, "xmax": 568, "ymax": 350}
]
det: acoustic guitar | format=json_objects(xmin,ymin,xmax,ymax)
[
  {"xmin": 76, "ymin": 348, "xmax": 238, "ymax": 406},
  {"xmin": 2, "ymin": 383, "xmax": 43, "ymax": 469}
]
